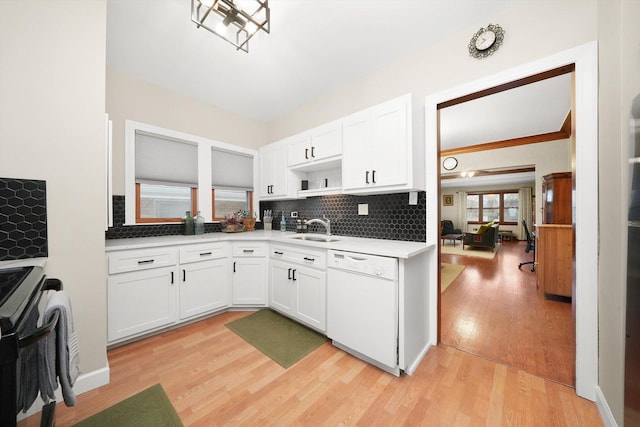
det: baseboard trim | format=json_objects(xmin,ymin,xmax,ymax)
[
  {"xmin": 17, "ymin": 365, "xmax": 110, "ymax": 421},
  {"xmin": 595, "ymin": 386, "xmax": 619, "ymax": 427},
  {"xmin": 404, "ymin": 343, "xmax": 432, "ymax": 376}
]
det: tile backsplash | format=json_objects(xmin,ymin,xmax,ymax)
[
  {"xmin": 0, "ymin": 177, "xmax": 48, "ymax": 261},
  {"xmin": 260, "ymin": 192, "xmax": 426, "ymax": 242},
  {"xmin": 106, "ymin": 192, "xmax": 426, "ymax": 242},
  {"xmin": 106, "ymin": 196, "xmax": 221, "ymax": 239}
]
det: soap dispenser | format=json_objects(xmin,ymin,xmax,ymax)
[{"xmin": 280, "ymin": 212, "xmax": 286, "ymax": 232}]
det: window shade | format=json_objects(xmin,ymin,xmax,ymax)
[
  {"xmin": 135, "ymin": 132, "xmax": 198, "ymax": 185},
  {"xmin": 211, "ymin": 149, "xmax": 253, "ymax": 190}
]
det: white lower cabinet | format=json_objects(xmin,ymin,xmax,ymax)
[
  {"xmin": 232, "ymin": 242, "xmax": 267, "ymax": 305},
  {"xmin": 269, "ymin": 244, "xmax": 327, "ymax": 332},
  {"xmin": 107, "ymin": 242, "xmax": 231, "ymax": 345},
  {"xmin": 107, "ymin": 247, "xmax": 179, "ymax": 343},
  {"xmin": 178, "ymin": 242, "xmax": 230, "ymax": 321},
  {"xmin": 108, "ymin": 266, "xmax": 178, "ymax": 343},
  {"xmin": 179, "ymin": 258, "xmax": 229, "ymax": 320}
]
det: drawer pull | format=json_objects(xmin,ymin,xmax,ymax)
[
  {"xmin": 288, "ymin": 268, "xmax": 292, "ymax": 280},
  {"xmin": 274, "ymin": 251, "xmax": 284, "ymax": 255},
  {"xmin": 303, "ymin": 257, "xmax": 315, "ymax": 262},
  {"xmin": 292, "ymin": 269, "xmax": 297, "ymax": 281},
  {"xmin": 200, "ymin": 252, "xmax": 212, "ymax": 256},
  {"xmin": 183, "ymin": 269, "xmax": 186, "ymax": 282},
  {"xmin": 171, "ymin": 271, "xmax": 174, "ymax": 284},
  {"xmin": 137, "ymin": 259, "xmax": 154, "ymax": 264},
  {"xmin": 243, "ymin": 249, "xmax": 254, "ymax": 253},
  {"xmin": 233, "ymin": 261, "xmax": 236, "ymax": 273}
]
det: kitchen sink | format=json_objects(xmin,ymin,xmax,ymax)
[{"xmin": 289, "ymin": 234, "xmax": 340, "ymax": 243}]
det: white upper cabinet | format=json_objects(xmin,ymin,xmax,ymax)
[
  {"xmin": 288, "ymin": 121, "xmax": 342, "ymax": 169},
  {"xmin": 342, "ymin": 94, "xmax": 423, "ymax": 194},
  {"xmin": 259, "ymin": 143, "xmax": 296, "ymax": 200}
]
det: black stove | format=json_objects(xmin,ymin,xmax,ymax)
[
  {"xmin": 0, "ymin": 266, "xmax": 43, "ymax": 332},
  {"xmin": 0, "ymin": 264, "xmax": 60, "ymax": 426}
]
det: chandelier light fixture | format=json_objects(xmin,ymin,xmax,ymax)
[{"xmin": 191, "ymin": 0, "xmax": 270, "ymax": 53}]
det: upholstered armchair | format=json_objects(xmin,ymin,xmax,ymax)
[
  {"xmin": 463, "ymin": 223, "xmax": 500, "ymax": 251},
  {"xmin": 441, "ymin": 220, "xmax": 462, "ymax": 236}
]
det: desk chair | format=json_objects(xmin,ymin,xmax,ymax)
[{"xmin": 518, "ymin": 220, "xmax": 536, "ymax": 272}]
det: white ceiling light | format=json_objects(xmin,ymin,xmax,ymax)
[{"xmin": 191, "ymin": 0, "xmax": 270, "ymax": 53}]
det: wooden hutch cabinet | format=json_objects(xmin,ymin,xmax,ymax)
[
  {"xmin": 538, "ymin": 172, "xmax": 573, "ymax": 298},
  {"xmin": 542, "ymin": 172, "xmax": 572, "ymax": 224}
]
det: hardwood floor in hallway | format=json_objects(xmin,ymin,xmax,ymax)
[
  {"xmin": 441, "ymin": 240, "xmax": 575, "ymax": 386},
  {"xmin": 19, "ymin": 311, "xmax": 600, "ymax": 427}
]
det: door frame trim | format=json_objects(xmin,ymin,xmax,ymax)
[{"xmin": 424, "ymin": 41, "xmax": 598, "ymax": 401}]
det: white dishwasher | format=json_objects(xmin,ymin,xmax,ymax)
[{"xmin": 327, "ymin": 250, "xmax": 399, "ymax": 375}]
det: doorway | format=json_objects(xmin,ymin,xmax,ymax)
[
  {"xmin": 424, "ymin": 42, "xmax": 598, "ymax": 400},
  {"xmin": 437, "ymin": 67, "xmax": 575, "ymax": 385}
]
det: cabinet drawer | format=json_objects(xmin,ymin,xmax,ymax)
[
  {"xmin": 232, "ymin": 241, "xmax": 267, "ymax": 257},
  {"xmin": 270, "ymin": 244, "xmax": 326, "ymax": 269},
  {"xmin": 179, "ymin": 242, "xmax": 229, "ymax": 264},
  {"xmin": 108, "ymin": 247, "xmax": 177, "ymax": 275}
]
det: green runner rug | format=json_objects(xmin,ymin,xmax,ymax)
[
  {"xmin": 73, "ymin": 384, "xmax": 183, "ymax": 427},
  {"xmin": 226, "ymin": 309, "xmax": 328, "ymax": 368}
]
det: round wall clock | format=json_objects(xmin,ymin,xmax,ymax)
[
  {"xmin": 442, "ymin": 156, "xmax": 458, "ymax": 171},
  {"xmin": 468, "ymin": 24, "xmax": 504, "ymax": 59}
]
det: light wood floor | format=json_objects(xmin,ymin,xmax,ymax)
[
  {"xmin": 441, "ymin": 240, "xmax": 575, "ymax": 386},
  {"xmin": 19, "ymin": 310, "xmax": 602, "ymax": 426}
]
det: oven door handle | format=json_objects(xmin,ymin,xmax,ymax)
[{"xmin": 19, "ymin": 310, "xmax": 59, "ymax": 348}]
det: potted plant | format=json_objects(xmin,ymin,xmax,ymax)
[{"xmin": 238, "ymin": 210, "xmax": 256, "ymax": 231}]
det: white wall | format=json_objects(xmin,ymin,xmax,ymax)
[
  {"xmin": 0, "ymin": 0, "xmax": 108, "ymax": 377},
  {"xmin": 106, "ymin": 69, "xmax": 267, "ymax": 195}
]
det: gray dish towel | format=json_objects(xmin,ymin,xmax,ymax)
[
  {"xmin": 17, "ymin": 306, "xmax": 40, "ymax": 414},
  {"xmin": 38, "ymin": 290, "xmax": 80, "ymax": 406}
]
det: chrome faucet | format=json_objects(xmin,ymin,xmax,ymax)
[{"xmin": 306, "ymin": 215, "xmax": 331, "ymax": 236}]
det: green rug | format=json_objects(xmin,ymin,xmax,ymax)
[
  {"xmin": 73, "ymin": 384, "xmax": 183, "ymax": 427},
  {"xmin": 226, "ymin": 309, "xmax": 328, "ymax": 368}
]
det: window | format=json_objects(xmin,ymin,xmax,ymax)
[
  {"xmin": 211, "ymin": 148, "xmax": 254, "ymax": 220},
  {"xmin": 213, "ymin": 189, "xmax": 253, "ymax": 219},
  {"xmin": 134, "ymin": 132, "xmax": 198, "ymax": 223},
  {"xmin": 467, "ymin": 191, "xmax": 519, "ymax": 225},
  {"xmin": 125, "ymin": 120, "xmax": 257, "ymax": 225},
  {"xmin": 137, "ymin": 183, "xmax": 197, "ymax": 222}
]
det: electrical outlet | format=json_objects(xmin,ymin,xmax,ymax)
[
  {"xmin": 291, "ymin": 211, "xmax": 298, "ymax": 218},
  {"xmin": 358, "ymin": 204, "xmax": 369, "ymax": 215},
  {"xmin": 409, "ymin": 191, "xmax": 418, "ymax": 205}
]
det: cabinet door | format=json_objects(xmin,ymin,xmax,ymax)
[
  {"xmin": 310, "ymin": 121, "xmax": 342, "ymax": 162},
  {"xmin": 269, "ymin": 260, "xmax": 294, "ymax": 315},
  {"xmin": 370, "ymin": 97, "xmax": 408, "ymax": 187},
  {"xmin": 259, "ymin": 146, "xmax": 274, "ymax": 197},
  {"xmin": 342, "ymin": 111, "xmax": 372, "ymax": 190},
  {"xmin": 271, "ymin": 144, "xmax": 288, "ymax": 197},
  {"xmin": 287, "ymin": 133, "xmax": 312, "ymax": 167},
  {"xmin": 293, "ymin": 266, "xmax": 326, "ymax": 332},
  {"xmin": 232, "ymin": 258, "xmax": 267, "ymax": 305},
  {"xmin": 179, "ymin": 258, "xmax": 229, "ymax": 320},
  {"xmin": 108, "ymin": 266, "xmax": 177, "ymax": 342}
]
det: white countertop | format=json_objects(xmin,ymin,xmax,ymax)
[{"xmin": 105, "ymin": 231, "xmax": 430, "ymax": 259}]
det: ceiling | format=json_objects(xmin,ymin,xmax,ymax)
[{"xmin": 106, "ymin": 0, "xmax": 523, "ymax": 124}]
